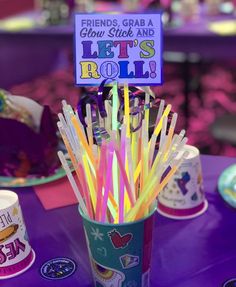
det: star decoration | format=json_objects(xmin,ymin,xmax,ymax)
[{"xmin": 91, "ymin": 227, "xmax": 104, "ymax": 241}]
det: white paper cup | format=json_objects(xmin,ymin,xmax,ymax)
[
  {"xmin": 157, "ymin": 145, "xmax": 208, "ymax": 220},
  {"xmin": 0, "ymin": 190, "xmax": 35, "ymax": 279}
]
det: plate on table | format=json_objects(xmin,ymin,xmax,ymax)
[
  {"xmin": 218, "ymin": 164, "xmax": 236, "ymax": 208},
  {"xmin": 0, "ymin": 167, "xmax": 67, "ymax": 188}
]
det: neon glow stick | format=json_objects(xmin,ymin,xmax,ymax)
[
  {"xmin": 101, "ymin": 144, "xmax": 114, "ymax": 223},
  {"xmin": 164, "ymin": 113, "xmax": 177, "ymax": 155},
  {"xmin": 58, "ymin": 113, "xmax": 77, "ymax": 153},
  {"xmin": 105, "ymin": 100, "xmax": 112, "ymax": 133},
  {"xmin": 171, "ymin": 130, "xmax": 185, "ymax": 151},
  {"xmin": 124, "ymin": 83, "xmax": 131, "ymax": 138},
  {"xmin": 126, "ymin": 137, "xmax": 136, "ymax": 201},
  {"xmin": 136, "ymin": 152, "xmax": 189, "ymax": 220},
  {"xmin": 107, "ymin": 192, "xmax": 118, "ymax": 222},
  {"xmin": 58, "ymin": 124, "xmax": 93, "ymax": 219},
  {"xmin": 131, "ymin": 97, "xmax": 139, "ymax": 167},
  {"xmin": 153, "ymin": 104, "xmax": 171, "ymax": 136},
  {"xmin": 95, "ymin": 176, "xmax": 103, "ymax": 221},
  {"xmin": 143, "ymin": 117, "xmax": 149, "ymax": 181},
  {"xmin": 71, "ymin": 115, "xmax": 96, "ymax": 173},
  {"xmin": 126, "ymin": 152, "xmax": 187, "ymax": 222},
  {"xmin": 111, "ymin": 83, "xmax": 119, "ymax": 204},
  {"xmin": 78, "ymin": 163, "xmax": 94, "ymax": 219},
  {"xmin": 119, "ymin": 124, "xmax": 126, "ymax": 223},
  {"xmin": 134, "ymin": 105, "xmax": 172, "ymax": 183},
  {"xmin": 57, "ymin": 122, "xmax": 84, "ymax": 196},
  {"xmin": 155, "ymin": 99, "xmax": 165, "ymax": 126},
  {"xmin": 58, "ymin": 151, "xmax": 87, "ymax": 216},
  {"xmin": 95, "ymin": 143, "xmax": 106, "ymax": 221},
  {"xmin": 62, "ymin": 104, "xmax": 84, "ymax": 150},
  {"xmin": 86, "ymin": 104, "xmax": 93, "ymax": 147},
  {"xmin": 82, "ymin": 154, "xmax": 96, "ymax": 211},
  {"xmin": 142, "ymin": 136, "xmax": 168, "ymax": 191},
  {"xmin": 75, "ymin": 110, "xmax": 87, "ymax": 138},
  {"xmin": 114, "ymin": 147, "xmax": 135, "ymax": 207}
]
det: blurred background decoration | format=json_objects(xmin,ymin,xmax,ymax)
[{"xmin": 0, "ymin": 0, "xmax": 235, "ymax": 158}]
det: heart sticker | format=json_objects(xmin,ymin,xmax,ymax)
[{"xmin": 108, "ymin": 229, "xmax": 133, "ymax": 249}]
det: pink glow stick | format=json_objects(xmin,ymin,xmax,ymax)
[
  {"xmin": 119, "ymin": 124, "xmax": 126, "ymax": 223},
  {"xmin": 114, "ymin": 147, "xmax": 135, "ymax": 207},
  {"xmin": 95, "ymin": 142, "xmax": 107, "ymax": 221},
  {"xmin": 101, "ymin": 144, "xmax": 114, "ymax": 223}
]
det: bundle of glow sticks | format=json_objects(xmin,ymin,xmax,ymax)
[{"xmin": 57, "ymin": 83, "xmax": 188, "ymax": 223}]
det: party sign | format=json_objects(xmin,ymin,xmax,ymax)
[{"xmin": 74, "ymin": 13, "xmax": 163, "ymax": 86}]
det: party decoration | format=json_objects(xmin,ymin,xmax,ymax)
[
  {"xmin": 40, "ymin": 257, "xmax": 77, "ymax": 280},
  {"xmin": 74, "ymin": 13, "xmax": 163, "ymax": 86},
  {"xmin": 0, "ymin": 92, "xmax": 60, "ymax": 178}
]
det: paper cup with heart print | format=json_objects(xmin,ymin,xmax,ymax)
[
  {"xmin": 80, "ymin": 208, "xmax": 156, "ymax": 287},
  {"xmin": 157, "ymin": 145, "xmax": 208, "ymax": 220},
  {"xmin": 0, "ymin": 190, "xmax": 35, "ymax": 279}
]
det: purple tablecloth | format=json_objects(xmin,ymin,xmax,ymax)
[{"xmin": 1, "ymin": 154, "xmax": 236, "ymax": 286}]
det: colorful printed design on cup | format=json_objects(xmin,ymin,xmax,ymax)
[
  {"xmin": 0, "ymin": 223, "xmax": 18, "ymax": 243},
  {"xmin": 97, "ymin": 247, "xmax": 107, "ymax": 257},
  {"xmin": 108, "ymin": 229, "xmax": 133, "ymax": 249},
  {"xmin": 191, "ymin": 192, "xmax": 198, "ymax": 201},
  {"xmin": 175, "ymin": 172, "xmax": 191, "ymax": 195},
  {"xmin": 91, "ymin": 257, "xmax": 125, "ymax": 287},
  {"xmin": 120, "ymin": 254, "xmax": 139, "ymax": 269},
  {"xmin": 40, "ymin": 257, "xmax": 76, "ymax": 280},
  {"xmin": 91, "ymin": 227, "xmax": 104, "ymax": 241},
  {"xmin": 223, "ymin": 278, "xmax": 236, "ymax": 287}
]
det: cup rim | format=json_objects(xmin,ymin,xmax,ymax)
[
  {"xmin": 183, "ymin": 145, "xmax": 200, "ymax": 160},
  {"xmin": 79, "ymin": 206, "xmax": 156, "ymax": 227},
  {"xmin": 0, "ymin": 190, "xmax": 18, "ymax": 210}
]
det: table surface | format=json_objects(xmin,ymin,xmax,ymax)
[{"xmin": 1, "ymin": 154, "xmax": 236, "ymax": 287}]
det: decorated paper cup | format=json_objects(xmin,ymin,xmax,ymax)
[
  {"xmin": 80, "ymin": 209, "xmax": 156, "ymax": 287},
  {"xmin": 0, "ymin": 190, "xmax": 35, "ymax": 279},
  {"xmin": 157, "ymin": 145, "xmax": 208, "ymax": 220}
]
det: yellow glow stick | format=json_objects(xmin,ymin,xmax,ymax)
[
  {"xmin": 105, "ymin": 100, "xmax": 112, "ymax": 133},
  {"xmin": 124, "ymin": 83, "xmax": 131, "ymax": 138},
  {"xmin": 107, "ymin": 192, "xmax": 118, "ymax": 221},
  {"xmin": 82, "ymin": 154, "xmax": 96, "ymax": 211},
  {"xmin": 136, "ymin": 152, "xmax": 189, "ymax": 220},
  {"xmin": 126, "ymin": 154, "xmax": 184, "ymax": 222},
  {"xmin": 153, "ymin": 104, "xmax": 171, "ymax": 136},
  {"xmin": 131, "ymin": 98, "xmax": 139, "ymax": 180},
  {"xmin": 134, "ymin": 105, "xmax": 171, "ymax": 183}
]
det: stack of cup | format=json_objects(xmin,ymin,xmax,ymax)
[
  {"xmin": 157, "ymin": 145, "xmax": 208, "ymax": 220},
  {"xmin": 0, "ymin": 190, "xmax": 35, "ymax": 279}
]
